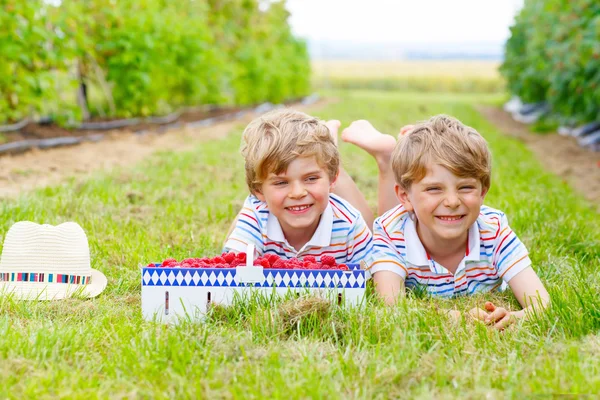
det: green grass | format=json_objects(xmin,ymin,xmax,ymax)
[{"xmin": 0, "ymin": 88, "xmax": 599, "ymax": 397}]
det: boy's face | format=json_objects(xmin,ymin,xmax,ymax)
[
  {"xmin": 395, "ymin": 163, "xmax": 487, "ymax": 246},
  {"xmin": 255, "ymin": 155, "xmax": 336, "ymax": 241}
]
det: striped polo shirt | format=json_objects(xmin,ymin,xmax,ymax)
[
  {"xmin": 368, "ymin": 204, "xmax": 532, "ymax": 297},
  {"xmin": 224, "ymin": 193, "xmax": 373, "ymax": 263}
]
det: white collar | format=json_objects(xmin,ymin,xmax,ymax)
[
  {"xmin": 404, "ymin": 217, "xmax": 481, "ymax": 266},
  {"xmin": 266, "ymin": 203, "xmax": 334, "ymax": 250}
]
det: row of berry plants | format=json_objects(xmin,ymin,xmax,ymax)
[
  {"xmin": 0, "ymin": 0, "xmax": 310, "ymax": 125},
  {"xmin": 500, "ymin": 0, "xmax": 600, "ymax": 124}
]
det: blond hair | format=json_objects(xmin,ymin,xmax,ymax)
[
  {"xmin": 391, "ymin": 115, "xmax": 491, "ymax": 190},
  {"xmin": 241, "ymin": 109, "xmax": 339, "ymax": 194}
]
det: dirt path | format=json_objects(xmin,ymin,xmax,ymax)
[
  {"xmin": 480, "ymin": 106, "xmax": 600, "ymax": 210},
  {"xmin": 0, "ymin": 101, "xmax": 331, "ymax": 198}
]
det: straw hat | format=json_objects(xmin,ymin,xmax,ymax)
[{"xmin": 0, "ymin": 221, "xmax": 107, "ymax": 300}]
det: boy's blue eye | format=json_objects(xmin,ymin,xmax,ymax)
[{"xmin": 274, "ymin": 181, "xmax": 287, "ymax": 186}]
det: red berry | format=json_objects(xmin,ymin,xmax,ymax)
[
  {"xmin": 303, "ymin": 256, "xmax": 316, "ymax": 263},
  {"xmin": 254, "ymin": 258, "xmax": 270, "ymax": 268},
  {"xmin": 146, "ymin": 263, "xmax": 156, "ymax": 268},
  {"xmin": 338, "ymin": 264, "xmax": 349, "ymax": 271},
  {"xmin": 161, "ymin": 258, "xmax": 177, "ymax": 267},
  {"xmin": 212, "ymin": 256, "xmax": 226, "ymax": 264},
  {"xmin": 236, "ymin": 252, "xmax": 247, "ymax": 262},
  {"xmin": 223, "ymin": 252, "xmax": 236, "ymax": 263},
  {"xmin": 305, "ymin": 262, "xmax": 319, "ymax": 270},
  {"xmin": 266, "ymin": 253, "xmax": 281, "ymax": 265},
  {"xmin": 181, "ymin": 262, "xmax": 192, "ymax": 269},
  {"xmin": 321, "ymin": 256, "xmax": 336, "ymax": 266},
  {"xmin": 229, "ymin": 259, "xmax": 242, "ymax": 268}
]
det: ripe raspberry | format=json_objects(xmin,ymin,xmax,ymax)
[
  {"xmin": 236, "ymin": 252, "xmax": 247, "ymax": 262},
  {"xmin": 146, "ymin": 263, "xmax": 156, "ymax": 268},
  {"xmin": 305, "ymin": 262, "xmax": 319, "ymax": 270},
  {"xmin": 161, "ymin": 258, "xmax": 177, "ymax": 267},
  {"xmin": 181, "ymin": 262, "xmax": 192, "ymax": 269},
  {"xmin": 212, "ymin": 256, "xmax": 226, "ymax": 264},
  {"xmin": 338, "ymin": 264, "xmax": 349, "ymax": 271},
  {"xmin": 198, "ymin": 257, "xmax": 212, "ymax": 264},
  {"xmin": 254, "ymin": 258, "xmax": 270, "ymax": 268},
  {"xmin": 272, "ymin": 259, "xmax": 286, "ymax": 269},
  {"xmin": 266, "ymin": 253, "xmax": 281, "ymax": 265},
  {"xmin": 320, "ymin": 255, "xmax": 336, "ymax": 266},
  {"xmin": 182, "ymin": 258, "xmax": 196, "ymax": 265},
  {"xmin": 223, "ymin": 252, "xmax": 236, "ymax": 264},
  {"xmin": 229, "ymin": 259, "xmax": 242, "ymax": 268},
  {"xmin": 303, "ymin": 255, "xmax": 317, "ymax": 263}
]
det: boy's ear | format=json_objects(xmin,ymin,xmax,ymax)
[
  {"xmin": 480, "ymin": 186, "xmax": 489, "ymax": 199},
  {"xmin": 254, "ymin": 188, "xmax": 266, "ymax": 202},
  {"xmin": 329, "ymin": 170, "xmax": 340, "ymax": 192},
  {"xmin": 394, "ymin": 184, "xmax": 414, "ymax": 212}
]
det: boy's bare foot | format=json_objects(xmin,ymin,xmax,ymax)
[
  {"xmin": 325, "ymin": 119, "xmax": 341, "ymax": 146},
  {"xmin": 398, "ymin": 124, "xmax": 415, "ymax": 138},
  {"xmin": 341, "ymin": 120, "xmax": 397, "ymax": 170}
]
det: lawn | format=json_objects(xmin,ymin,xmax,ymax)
[{"xmin": 0, "ymin": 87, "xmax": 599, "ymax": 398}]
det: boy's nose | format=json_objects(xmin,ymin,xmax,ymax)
[
  {"xmin": 288, "ymin": 183, "xmax": 307, "ymax": 198},
  {"xmin": 443, "ymin": 192, "xmax": 461, "ymax": 208}
]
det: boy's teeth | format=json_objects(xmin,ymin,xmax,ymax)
[
  {"xmin": 438, "ymin": 216, "xmax": 462, "ymax": 221},
  {"xmin": 288, "ymin": 205, "xmax": 310, "ymax": 211}
]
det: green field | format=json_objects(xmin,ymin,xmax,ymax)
[{"xmin": 1, "ymin": 82, "xmax": 599, "ymax": 397}]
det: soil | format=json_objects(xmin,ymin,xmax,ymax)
[
  {"xmin": 0, "ymin": 100, "xmax": 330, "ymax": 198},
  {"xmin": 479, "ymin": 106, "xmax": 600, "ymax": 211}
]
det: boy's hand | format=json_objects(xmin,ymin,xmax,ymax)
[
  {"xmin": 483, "ymin": 302, "xmax": 518, "ymax": 330},
  {"xmin": 468, "ymin": 307, "xmax": 490, "ymax": 322}
]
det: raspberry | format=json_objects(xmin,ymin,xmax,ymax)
[
  {"xmin": 254, "ymin": 258, "xmax": 270, "ymax": 268},
  {"xmin": 229, "ymin": 259, "xmax": 242, "ymax": 268},
  {"xmin": 303, "ymin": 256, "xmax": 316, "ymax": 263},
  {"xmin": 272, "ymin": 259, "xmax": 286, "ymax": 269},
  {"xmin": 198, "ymin": 257, "xmax": 212, "ymax": 264},
  {"xmin": 266, "ymin": 253, "xmax": 281, "ymax": 265},
  {"xmin": 338, "ymin": 264, "xmax": 349, "ymax": 271},
  {"xmin": 182, "ymin": 258, "xmax": 196, "ymax": 265},
  {"xmin": 181, "ymin": 262, "xmax": 192, "ymax": 269},
  {"xmin": 146, "ymin": 263, "xmax": 156, "ymax": 268},
  {"xmin": 161, "ymin": 258, "xmax": 177, "ymax": 267},
  {"xmin": 212, "ymin": 256, "xmax": 226, "ymax": 264},
  {"xmin": 223, "ymin": 252, "xmax": 236, "ymax": 264},
  {"xmin": 305, "ymin": 262, "xmax": 319, "ymax": 270},
  {"xmin": 320, "ymin": 255, "xmax": 336, "ymax": 266},
  {"xmin": 236, "ymin": 252, "xmax": 247, "ymax": 262}
]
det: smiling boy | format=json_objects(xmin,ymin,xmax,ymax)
[
  {"xmin": 339, "ymin": 115, "xmax": 549, "ymax": 329},
  {"xmin": 223, "ymin": 109, "xmax": 373, "ymax": 263}
]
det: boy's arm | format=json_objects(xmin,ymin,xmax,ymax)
[
  {"xmin": 372, "ymin": 271, "xmax": 405, "ymax": 305},
  {"xmin": 368, "ymin": 217, "xmax": 408, "ymax": 305},
  {"xmin": 483, "ymin": 214, "xmax": 550, "ymax": 329},
  {"xmin": 482, "ymin": 267, "xmax": 550, "ymax": 330}
]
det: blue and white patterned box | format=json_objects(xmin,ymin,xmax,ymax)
[{"xmin": 141, "ymin": 264, "xmax": 366, "ymax": 323}]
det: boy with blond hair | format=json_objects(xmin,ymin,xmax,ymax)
[
  {"xmin": 223, "ymin": 109, "xmax": 373, "ymax": 264},
  {"xmin": 336, "ymin": 115, "xmax": 549, "ymax": 330}
]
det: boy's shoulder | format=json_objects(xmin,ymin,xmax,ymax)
[
  {"xmin": 328, "ymin": 193, "xmax": 364, "ymax": 224},
  {"xmin": 477, "ymin": 205, "xmax": 508, "ymax": 233},
  {"xmin": 373, "ymin": 204, "xmax": 410, "ymax": 234}
]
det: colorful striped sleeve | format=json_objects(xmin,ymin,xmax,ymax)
[
  {"xmin": 367, "ymin": 216, "xmax": 408, "ymax": 279},
  {"xmin": 223, "ymin": 196, "xmax": 265, "ymax": 256},
  {"xmin": 345, "ymin": 214, "xmax": 373, "ymax": 264},
  {"xmin": 493, "ymin": 213, "xmax": 532, "ymax": 282}
]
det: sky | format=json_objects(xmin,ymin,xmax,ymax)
[{"xmin": 286, "ymin": 0, "xmax": 524, "ymax": 45}]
